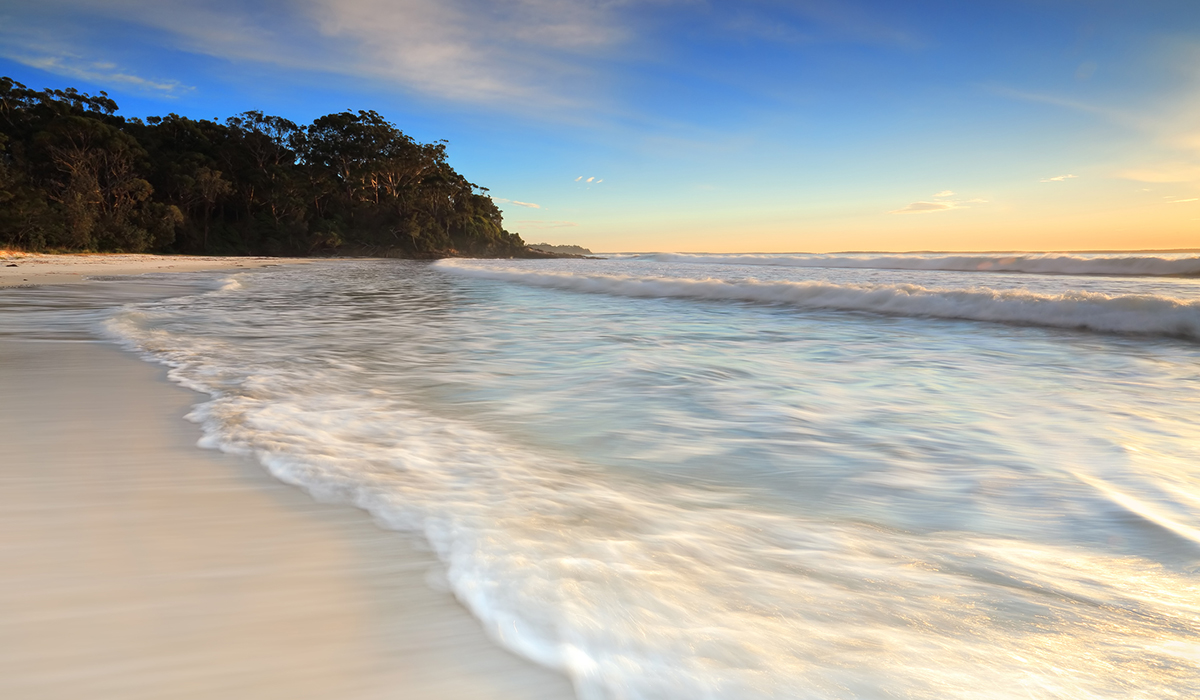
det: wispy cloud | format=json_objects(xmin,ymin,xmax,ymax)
[
  {"xmin": 0, "ymin": 47, "xmax": 189, "ymax": 96},
  {"xmin": 1040, "ymin": 174, "xmax": 1078, "ymax": 182},
  {"xmin": 307, "ymin": 0, "xmax": 630, "ymax": 107},
  {"xmin": 992, "ymin": 47, "xmax": 1200, "ymax": 186},
  {"xmin": 722, "ymin": 2, "xmax": 920, "ymax": 49},
  {"xmin": 493, "ymin": 197, "xmax": 542, "ymax": 209},
  {"xmin": 890, "ymin": 191, "xmax": 986, "ymax": 215},
  {"xmin": 4, "ymin": 0, "xmax": 927, "ymax": 117},
  {"xmin": 890, "ymin": 201, "xmax": 956, "ymax": 214},
  {"xmin": 3, "ymin": 0, "xmax": 631, "ymax": 111},
  {"xmin": 1168, "ymin": 197, "xmax": 1198, "ymax": 204},
  {"xmin": 988, "ymin": 86, "xmax": 1146, "ymax": 130},
  {"xmin": 576, "ymin": 176, "xmax": 603, "ymax": 184}
]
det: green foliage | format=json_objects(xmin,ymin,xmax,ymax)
[{"xmin": 0, "ymin": 77, "xmax": 529, "ymax": 257}]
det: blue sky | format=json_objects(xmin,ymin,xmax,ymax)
[{"xmin": 2, "ymin": 0, "xmax": 1198, "ymax": 252}]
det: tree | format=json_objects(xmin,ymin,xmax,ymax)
[
  {"xmin": 35, "ymin": 116, "xmax": 153, "ymax": 250},
  {"xmin": 0, "ymin": 75, "xmax": 531, "ymax": 257}
]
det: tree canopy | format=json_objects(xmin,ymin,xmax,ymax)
[{"xmin": 0, "ymin": 77, "xmax": 528, "ymax": 257}]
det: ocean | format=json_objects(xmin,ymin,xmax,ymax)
[{"xmin": 101, "ymin": 253, "xmax": 1200, "ymax": 699}]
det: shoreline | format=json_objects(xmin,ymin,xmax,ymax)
[
  {"xmin": 0, "ymin": 275, "xmax": 575, "ymax": 699},
  {"xmin": 0, "ymin": 253, "xmax": 313, "ymax": 288},
  {"xmin": 0, "ymin": 251, "xmax": 593, "ymax": 289}
]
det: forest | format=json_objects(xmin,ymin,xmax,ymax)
[{"xmin": 0, "ymin": 77, "xmax": 532, "ymax": 257}]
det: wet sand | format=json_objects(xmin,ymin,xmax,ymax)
[
  {"xmin": 0, "ymin": 253, "xmax": 309, "ymax": 288},
  {"xmin": 0, "ymin": 284, "xmax": 574, "ymax": 698}
]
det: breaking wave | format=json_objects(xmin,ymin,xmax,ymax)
[
  {"xmin": 646, "ymin": 252, "xmax": 1200, "ymax": 277},
  {"xmin": 95, "ymin": 261, "xmax": 1200, "ymax": 700},
  {"xmin": 437, "ymin": 261, "xmax": 1200, "ymax": 339}
]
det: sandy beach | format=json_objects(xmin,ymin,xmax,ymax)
[
  {"xmin": 0, "ymin": 263, "xmax": 574, "ymax": 699},
  {"xmin": 0, "ymin": 252, "xmax": 312, "ymax": 288}
]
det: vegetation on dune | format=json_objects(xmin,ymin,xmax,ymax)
[{"xmin": 0, "ymin": 77, "xmax": 530, "ymax": 257}]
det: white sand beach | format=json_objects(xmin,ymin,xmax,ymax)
[
  {"xmin": 0, "ymin": 253, "xmax": 310, "ymax": 288},
  {"xmin": 0, "ymin": 264, "xmax": 574, "ymax": 699}
]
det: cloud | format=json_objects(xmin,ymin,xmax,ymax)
[
  {"xmin": 993, "ymin": 47, "xmax": 1200, "ymax": 184},
  {"xmin": 989, "ymin": 86, "xmax": 1146, "ymax": 130},
  {"xmin": 3, "ymin": 0, "xmax": 929, "ymax": 117},
  {"xmin": 574, "ymin": 176, "xmax": 583, "ymax": 182},
  {"xmin": 1040, "ymin": 174, "xmax": 1078, "ymax": 182},
  {"xmin": 721, "ymin": 2, "xmax": 920, "ymax": 49},
  {"xmin": 0, "ymin": 2, "xmax": 304, "ymax": 78},
  {"xmin": 71, "ymin": 0, "xmax": 632, "ymax": 109},
  {"xmin": 492, "ymin": 197, "xmax": 542, "ymax": 209},
  {"xmin": 517, "ymin": 220, "xmax": 577, "ymax": 228},
  {"xmin": 890, "ymin": 191, "xmax": 986, "ymax": 214},
  {"xmin": 1168, "ymin": 197, "xmax": 1198, "ymax": 204},
  {"xmin": 1, "ymin": 0, "xmax": 635, "ymax": 111},
  {"xmin": 0, "ymin": 46, "xmax": 189, "ymax": 96},
  {"xmin": 306, "ymin": 0, "xmax": 631, "ymax": 106},
  {"xmin": 890, "ymin": 201, "xmax": 955, "ymax": 214}
]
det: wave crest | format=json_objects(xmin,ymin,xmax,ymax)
[
  {"xmin": 437, "ymin": 261, "xmax": 1200, "ymax": 339},
  {"xmin": 646, "ymin": 252, "xmax": 1200, "ymax": 277}
]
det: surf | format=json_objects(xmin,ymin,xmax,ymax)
[
  {"xmin": 435, "ymin": 261, "xmax": 1200, "ymax": 340},
  {"xmin": 644, "ymin": 252, "xmax": 1200, "ymax": 277}
]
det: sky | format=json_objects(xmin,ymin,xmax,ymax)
[{"xmin": 1, "ymin": 0, "xmax": 1198, "ymax": 253}]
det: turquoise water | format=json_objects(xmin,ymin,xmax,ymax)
[{"xmin": 106, "ymin": 256, "xmax": 1200, "ymax": 699}]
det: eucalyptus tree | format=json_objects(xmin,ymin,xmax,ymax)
[{"xmin": 0, "ymin": 76, "xmax": 531, "ymax": 257}]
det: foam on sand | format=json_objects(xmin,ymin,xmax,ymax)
[
  {"xmin": 96, "ymin": 261, "xmax": 1200, "ymax": 700},
  {"xmin": 0, "ymin": 284, "xmax": 573, "ymax": 700}
]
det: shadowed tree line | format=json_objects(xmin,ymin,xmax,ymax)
[{"xmin": 0, "ymin": 77, "xmax": 530, "ymax": 257}]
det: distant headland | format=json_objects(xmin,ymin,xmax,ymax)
[
  {"xmin": 0, "ymin": 77, "xmax": 554, "ymax": 259},
  {"xmin": 528, "ymin": 243, "xmax": 594, "ymax": 256}
]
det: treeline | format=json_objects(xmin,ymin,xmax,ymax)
[{"xmin": 0, "ymin": 77, "xmax": 528, "ymax": 257}]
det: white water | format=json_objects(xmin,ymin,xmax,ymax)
[
  {"xmin": 645, "ymin": 252, "xmax": 1200, "ymax": 277},
  {"xmin": 101, "ymin": 256, "xmax": 1200, "ymax": 699},
  {"xmin": 436, "ymin": 260, "xmax": 1200, "ymax": 339}
]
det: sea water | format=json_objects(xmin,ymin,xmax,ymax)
[{"xmin": 103, "ymin": 254, "xmax": 1200, "ymax": 699}]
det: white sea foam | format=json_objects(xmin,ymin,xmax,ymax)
[
  {"xmin": 436, "ymin": 261, "xmax": 1200, "ymax": 340},
  {"xmin": 646, "ymin": 252, "xmax": 1200, "ymax": 276},
  {"xmin": 98, "ymin": 308, "xmax": 1200, "ymax": 699},
  {"xmin": 219, "ymin": 276, "xmax": 244, "ymax": 292},
  {"xmin": 98, "ymin": 262, "xmax": 1200, "ymax": 700}
]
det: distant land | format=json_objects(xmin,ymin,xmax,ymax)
[{"xmin": 528, "ymin": 243, "xmax": 594, "ymax": 255}]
